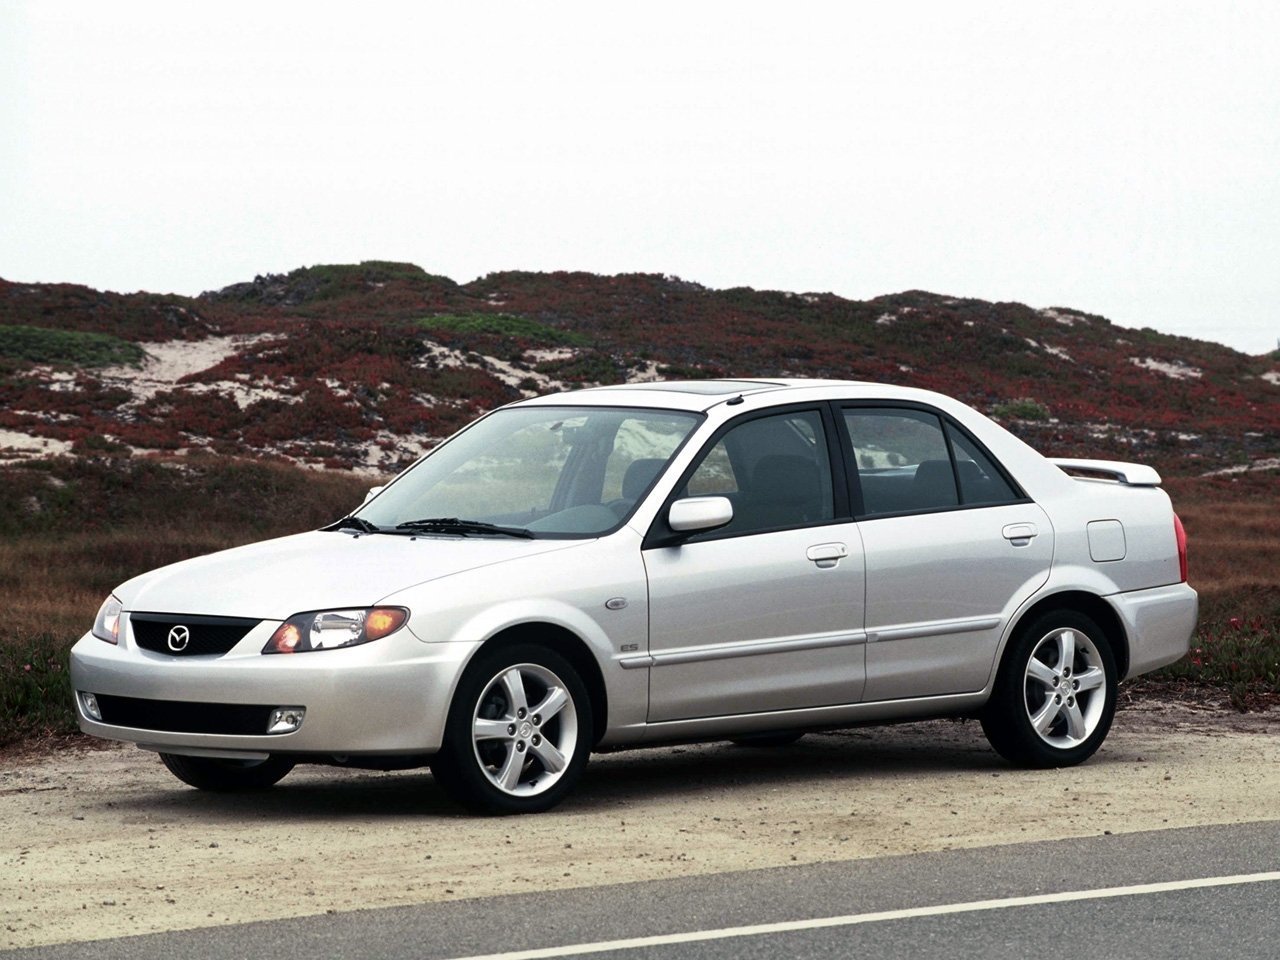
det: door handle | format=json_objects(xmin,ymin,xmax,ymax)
[
  {"xmin": 806, "ymin": 542, "xmax": 847, "ymax": 568},
  {"xmin": 1002, "ymin": 523, "xmax": 1038, "ymax": 546}
]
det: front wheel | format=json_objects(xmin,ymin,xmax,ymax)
[
  {"xmin": 431, "ymin": 644, "xmax": 593, "ymax": 814},
  {"xmin": 159, "ymin": 752, "xmax": 295, "ymax": 791},
  {"xmin": 981, "ymin": 610, "xmax": 1117, "ymax": 768}
]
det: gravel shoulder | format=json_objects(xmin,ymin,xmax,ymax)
[{"xmin": 2, "ymin": 700, "xmax": 1278, "ymax": 951}]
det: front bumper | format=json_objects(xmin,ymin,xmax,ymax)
[
  {"xmin": 69, "ymin": 616, "xmax": 477, "ymax": 756},
  {"xmin": 1107, "ymin": 581, "xmax": 1199, "ymax": 679}
]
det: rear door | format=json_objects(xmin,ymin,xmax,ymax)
[{"xmin": 838, "ymin": 405, "xmax": 1052, "ymax": 701}]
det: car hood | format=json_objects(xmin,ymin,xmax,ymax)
[{"xmin": 115, "ymin": 530, "xmax": 586, "ymax": 621}]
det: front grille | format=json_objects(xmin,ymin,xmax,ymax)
[
  {"xmin": 95, "ymin": 694, "xmax": 275, "ymax": 735},
  {"xmin": 131, "ymin": 613, "xmax": 260, "ymax": 657}
]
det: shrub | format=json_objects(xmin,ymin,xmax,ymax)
[
  {"xmin": 419, "ymin": 313, "xmax": 587, "ymax": 346},
  {"xmin": 992, "ymin": 397, "xmax": 1051, "ymax": 421},
  {"xmin": 535, "ymin": 351, "xmax": 628, "ymax": 384},
  {"xmin": 0, "ymin": 324, "xmax": 144, "ymax": 368}
]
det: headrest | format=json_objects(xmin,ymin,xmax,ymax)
[{"xmin": 621, "ymin": 458, "xmax": 666, "ymax": 500}]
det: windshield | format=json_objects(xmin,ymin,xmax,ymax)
[{"xmin": 357, "ymin": 406, "xmax": 703, "ymax": 537}]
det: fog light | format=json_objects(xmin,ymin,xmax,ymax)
[
  {"xmin": 267, "ymin": 707, "xmax": 305, "ymax": 734},
  {"xmin": 79, "ymin": 692, "xmax": 102, "ymax": 721}
]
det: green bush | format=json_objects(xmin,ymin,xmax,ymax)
[
  {"xmin": 992, "ymin": 397, "xmax": 1051, "ymax": 421},
  {"xmin": 535, "ymin": 350, "xmax": 627, "ymax": 384},
  {"xmin": 419, "ymin": 313, "xmax": 587, "ymax": 346},
  {"xmin": 0, "ymin": 324, "xmax": 144, "ymax": 368},
  {"xmin": 303, "ymin": 261, "xmax": 440, "ymax": 299}
]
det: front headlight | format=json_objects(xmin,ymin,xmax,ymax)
[
  {"xmin": 92, "ymin": 596, "xmax": 123, "ymax": 644},
  {"xmin": 262, "ymin": 607, "xmax": 409, "ymax": 654}
]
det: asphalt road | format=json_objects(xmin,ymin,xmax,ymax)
[{"xmin": 4, "ymin": 820, "xmax": 1277, "ymax": 960}]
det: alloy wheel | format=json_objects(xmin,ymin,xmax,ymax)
[
  {"xmin": 1022, "ymin": 626, "xmax": 1108, "ymax": 749},
  {"xmin": 470, "ymin": 662, "xmax": 579, "ymax": 797}
]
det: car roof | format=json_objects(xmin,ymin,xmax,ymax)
[
  {"xmin": 514, "ymin": 378, "xmax": 904, "ymax": 413},
  {"xmin": 509, "ymin": 378, "xmax": 967, "ymax": 414}
]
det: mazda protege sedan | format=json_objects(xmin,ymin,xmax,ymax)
[{"xmin": 71, "ymin": 379, "xmax": 1197, "ymax": 813}]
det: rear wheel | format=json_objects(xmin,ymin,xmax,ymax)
[
  {"xmin": 159, "ymin": 753, "xmax": 295, "ymax": 791},
  {"xmin": 981, "ymin": 610, "xmax": 1117, "ymax": 768},
  {"xmin": 431, "ymin": 644, "xmax": 592, "ymax": 814}
]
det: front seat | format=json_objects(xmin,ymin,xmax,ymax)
[
  {"xmin": 743, "ymin": 454, "xmax": 823, "ymax": 530},
  {"xmin": 621, "ymin": 458, "xmax": 666, "ymax": 502},
  {"xmin": 610, "ymin": 458, "xmax": 666, "ymax": 517}
]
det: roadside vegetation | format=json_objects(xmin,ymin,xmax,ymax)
[
  {"xmin": 3, "ymin": 264, "xmax": 1277, "ymax": 745},
  {"xmin": 1155, "ymin": 472, "xmax": 1280, "ymax": 710},
  {"xmin": 0, "ymin": 456, "xmax": 1274, "ymax": 747}
]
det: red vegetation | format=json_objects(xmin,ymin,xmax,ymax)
[{"xmin": 2, "ymin": 265, "xmax": 1278, "ymax": 476}]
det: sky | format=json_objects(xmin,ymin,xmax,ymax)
[{"xmin": 2, "ymin": 1, "xmax": 1278, "ymax": 355}]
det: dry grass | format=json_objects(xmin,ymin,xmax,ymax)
[
  {"xmin": 1172, "ymin": 487, "xmax": 1280, "ymax": 597},
  {"xmin": 1165, "ymin": 472, "xmax": 1280, "ymax": 620}
]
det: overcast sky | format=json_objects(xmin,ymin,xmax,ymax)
[{"xmin": 2, "ymin": 1, "xmax": 1277, "ymax": 354}]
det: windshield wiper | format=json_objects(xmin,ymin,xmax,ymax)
[
  {"xmin": 394, "ymin": 517, "xmax": 535, "ymax": 539},
  {"xmin": 325, "ymin": 516, "xmax": 382, "ymax": 534}
]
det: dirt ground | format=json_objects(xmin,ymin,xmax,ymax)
[{"xmin": 2, "ymin": 700, "xmax": 1278, "ymax": 951}]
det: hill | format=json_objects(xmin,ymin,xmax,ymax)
[{"xmin": 2, "ymin": 262, "xmax": 1278, "ymax": 478}]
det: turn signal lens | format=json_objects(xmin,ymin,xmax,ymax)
[
  {"xmin": 92, "ymin": 596, "xmax": 123, "ymax": 645},
  {"xmin": 365, "ymin": 607, "xmax": 408, "ymax": 641},
  {"xmin": 263, "ymin": 607, "xmax": 409, "ymax": 654},
  {"xmin": 1173, "ymin": 513, "xmax": 1188, "ymax": 583}
]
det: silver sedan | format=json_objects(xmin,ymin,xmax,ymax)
[{"xmin": 70, "ymin": 379, "xmax": 1197, "ymax": 812}]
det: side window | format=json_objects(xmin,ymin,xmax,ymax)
[
  {"xmin": 843, "ymin": 409, "xmax": 958, "ymax": 516},
  {"xmin": 685, "ymin": 439, "xmax": 738, "ymax": 496},
  {"xmin": 600, "ymin": 415, "xmax": 695, "ymax": 505},
  {"xmin": 948, "ymin": 427, "xmax": 1020, "ymax": 506},
  {"xmin": 682, "ymin": 410, "xmax": 834, "ymax": 536}
]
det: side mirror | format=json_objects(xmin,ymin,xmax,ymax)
[
  {"xmin": 667, "ymin": 496, "xmax": 733, "ymax": 533},
  {"xmin": 362, "ymin": 485, "xmax": 386, "ymax": 505}
]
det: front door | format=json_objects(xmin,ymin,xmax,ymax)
[{"xmin": 643, "ymin": 407, "xmax": 867, "ymax": 723}]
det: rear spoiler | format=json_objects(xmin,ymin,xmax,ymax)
[{"xmin": 1049, "ymin": 458, "xmax": 1162, "ymax": 486}]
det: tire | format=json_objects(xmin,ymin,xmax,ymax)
[
  {"xmin": 159, "ymin": 753, "xmax": 295, "ymax": 791},
  {"xmin": 730, "ymin": 731, "xmax": 805, "ymax": 748},
  {"xmin": 431, "ymin": 644, "xmax": 593, "ymax": 814},
  {"xmin": 981, "ymin": 610, "xmax": 1118, "ymax": 768}
]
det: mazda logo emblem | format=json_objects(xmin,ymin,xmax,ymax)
[{"xmin": 167, "ymin": 625, "xmax": 191, "ymax": 652}]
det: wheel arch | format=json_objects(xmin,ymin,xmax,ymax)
[
  {"xmin": 473, "ymin": 623, "xmax": 609, "ymax": 746},
  {"xmin": 1005, "ymin": 591, "xmax": 1130, "ymax": 679}
]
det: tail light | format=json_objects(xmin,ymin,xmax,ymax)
[{"xmin": 1173, "ymin": 513, "xmax": 1188, "ymax": 583}]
